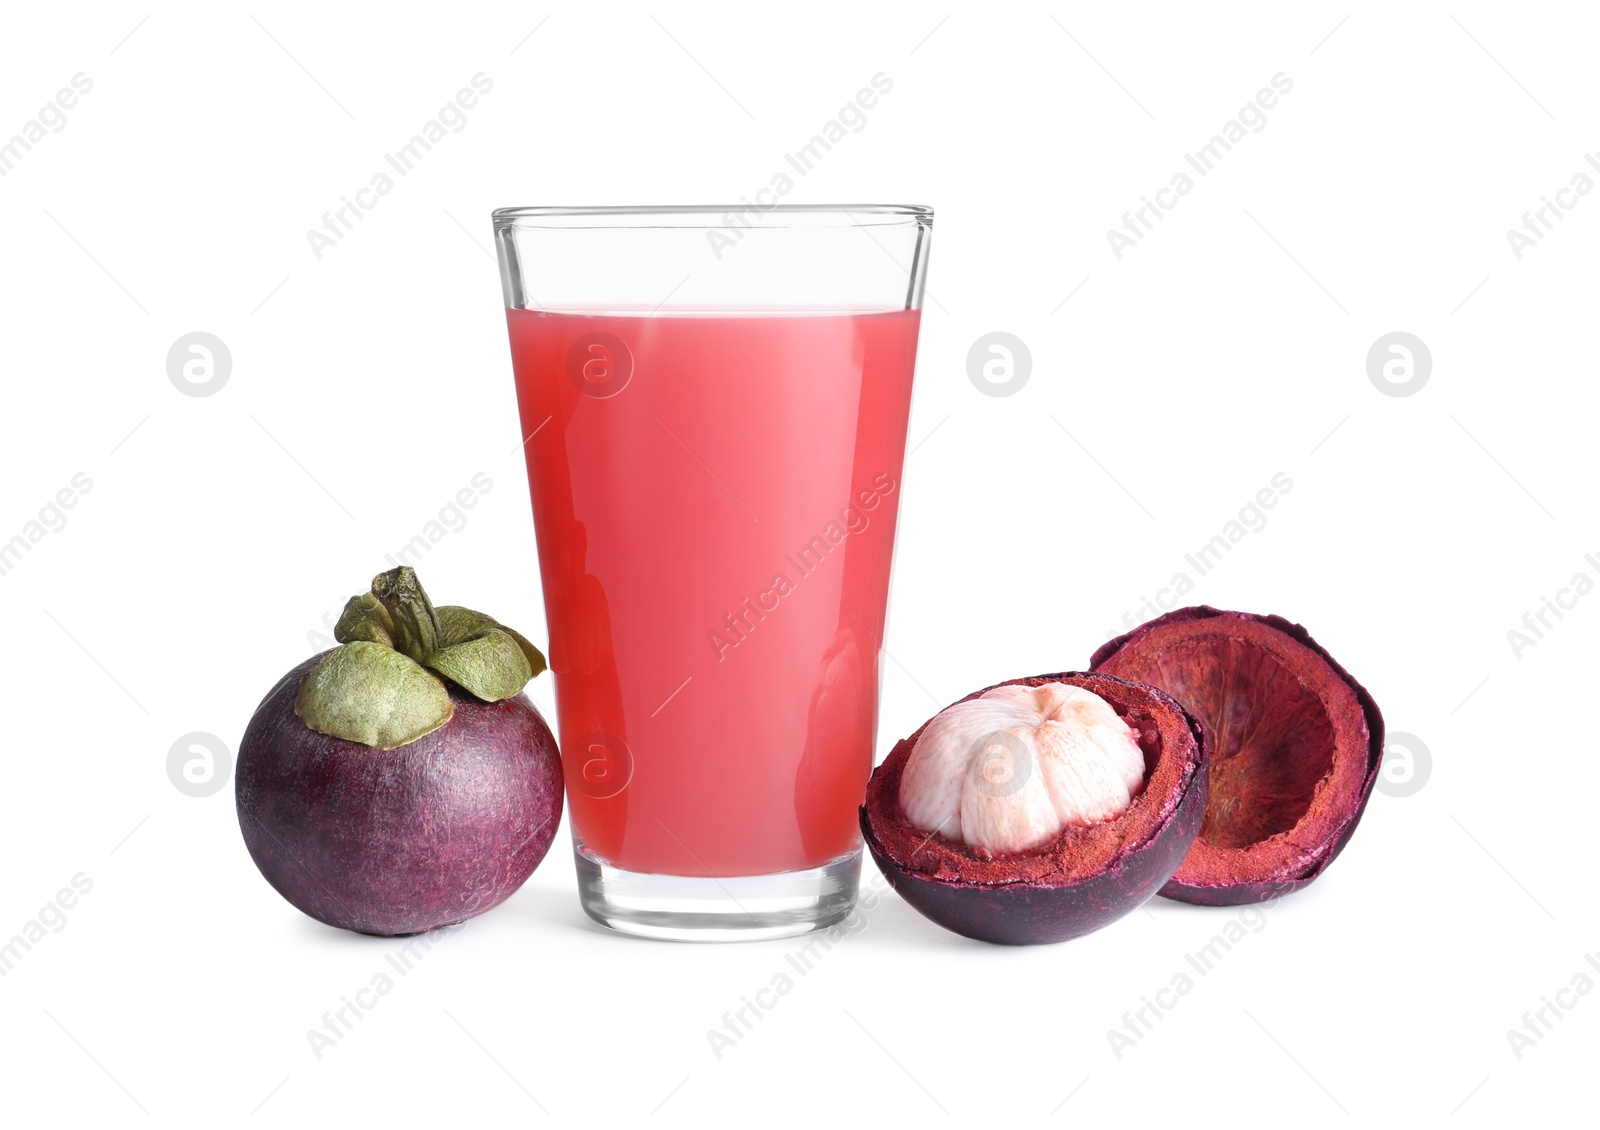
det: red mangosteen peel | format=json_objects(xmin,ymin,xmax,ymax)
[
  {"xmin": 237, "ymin": 568, "xmax": 563, "ymax": 936},
  {"xmin": 861, "ymin": 673, "xmax": 1208, "ymax": 945},
  {"xmin": 1092, "ymin": 606, "xmax": 1383, "ymax": 906}
]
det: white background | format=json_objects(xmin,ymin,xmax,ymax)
[{"xmin": 0, "ymin": 1, "xmax": 1592, "ymax": 1125}]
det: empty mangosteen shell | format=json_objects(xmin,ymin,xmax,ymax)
[
  {"xmin": 859, "ymin": 672, "xmax": 1208, "ymax": 945},
  {"xmin": 1091, "ymin": 606, "xmax": 1385, "ymax": 906}
]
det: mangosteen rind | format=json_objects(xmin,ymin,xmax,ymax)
[{"xmin": 1092, "ymin": 606, "xmax": 1385, "ymax": 907}]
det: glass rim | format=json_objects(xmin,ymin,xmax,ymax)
[{"xmin": 492, "ymin": 203, "xmax": 933, "ymax": 230}]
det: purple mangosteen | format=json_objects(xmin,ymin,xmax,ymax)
[{"xmin": 237, "ymin": 568, "xmax": 563, "ymax": 936}]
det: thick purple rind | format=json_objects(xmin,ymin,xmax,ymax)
[
  {"xmin": 236, "ymin": 652, "xmax": 564, "ymax": 936},
  {"xmin": 1091, "ymin": 606, "xmax": 1385, "ymax": 906},
  {"xmin": 859, "ymin": 672, "xmax": 1209, "ymax": 945}
]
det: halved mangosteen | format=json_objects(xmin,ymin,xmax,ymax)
[
  {"xmin": 860, "ymin": 672, "xmax": 1207, "ymax": 945},
  {"xmin": 1091, "ymin": 606, "xmax": 1384, "ymax": 906}
]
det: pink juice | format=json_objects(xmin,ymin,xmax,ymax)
[{"xmin": 508, "ymin": 308, "xmax": 920, "ymax": 876}]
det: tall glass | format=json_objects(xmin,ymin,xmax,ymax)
[{"xmin": 493, "ymin": 205, "xmax": 931, "ymax": 940}]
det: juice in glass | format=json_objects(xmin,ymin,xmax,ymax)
[{"xmin": 508, "ymin": 309, "xmax": 919, "ymax": 876}]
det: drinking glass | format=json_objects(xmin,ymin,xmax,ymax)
[{"xmin": 493, "ymin": 205, "xmax": 932, "ymax": 940}]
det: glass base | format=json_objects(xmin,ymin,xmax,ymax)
[{"xmin": 574, "ymin": 844, "xmax": 861, "ymax": 942}]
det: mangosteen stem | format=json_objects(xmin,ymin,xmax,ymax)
[
  {"xmin": 301, "ymin": 567, "xmax": 545, "ymax": 748},
  {"xmin": 372, "ymin": 567, "xmax": 442, "ymax": 664}
]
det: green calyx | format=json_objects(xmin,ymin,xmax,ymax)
[{"xmin": 294, "ymin": 567, "xmax": 547, "ymax": 749}]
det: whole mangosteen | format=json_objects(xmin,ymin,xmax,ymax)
[{"xmin": 237, "ymin": 568, "xmax": 563, "ymax": 936}]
